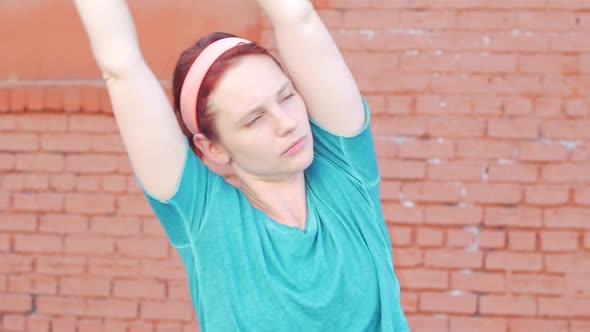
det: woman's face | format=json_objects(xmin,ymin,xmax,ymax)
[{"xmin": 205, "ymin": 55, "xmax": 314, "ymax": 181}]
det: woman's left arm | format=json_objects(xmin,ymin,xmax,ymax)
[{"xmin": 256, "ymin": 0, "xmax": 366, "ymax": 137}]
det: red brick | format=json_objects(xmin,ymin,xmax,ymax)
[
  {"xmin": 520, "ymin": 54, "xmax": 579, "ymax": 75},
  {"xmin": 393, "ymin": 248, "xmax": 424, "ymax": 268},
  {"xmin": 418, "ymin": 95, "xmax": 472, "ymax": 115},
  {"xmin": 141, "ymin": 301, "xmax": 193, "ymax": 321},
  {"xmin": 341, "ymin": 9, "xmax": 398, "ymax": 29},
  {"xmin": 36, "ymin": 256, "xmax": 86, "ymax": 275},
  {"xmin": 540, "ymin": 231, "xmax": 579, "ymax": 252},
  {"xmin": 457, "ymin": 140, "xmax": 514, "ymax": 159},
  {"xmin": 427, "ymin": 116, "xmax": 486, "ymax": 137},
  {"xmin": 565, "ymin": 98, "xmax": 590, "ymax": 117},
  {"xmin": 534, "ymin": 97, "xmax": 562, "ymax": 117},
  {"xmin": 459, "ymin": 53, "xmax": 517, "ymax": 73},
  {"xmin": 544, "ymin": 207, "xmax": 590, "ymax": 229},
  {"xmin": 0, "ymin": 254, "xmax": 33, "ymax": 274},
  {"xmin": 60, "ymin": 276, "xmax": 111, "ymax": 297},
  {"xmin": 66, "ymin": 154, "xmax": 119, "ymax": 173},
  {"xmin": 508, "ymin": 231, "xmax": 537, "ymax": 251},
  {"xmin": 371, "ymin": 116, "xmax": 426, "ymax": 136},
  {"xmin": 386, "ymin": 96, "xmax": 413, "ymax": 115},
  {"xmin": 81, "ymin": 85, "xmax": 102, "ymax": 113},
  {"xmin": 37, "ymin": 296, "xmax": 86, "ymax": 316},
  {"xmin": 388, "ymin": 225, "xmax": 413, "ymax": 246},
  {"xmin": 572, "ymin": 321, "xmax": 590, "ymax": 332},
  {"xmin": 508, "ymin": 274, "xmax": 566, "ymax": 295},
  {"xmin": 69, "ymin": 115, "xmax": 118, "ymax": 133},
  {"xmin": 39, "ymin": 214, "xmax": 88, "ymax": 234},
  {"xmin": 416, "ymin": 228, "xmax": 444, "ymax": 247},
  {"xmin": 26, "ymin": 315, "xmax": 51, "ymax": 332},
  {"xmin": 8, "ymin": 275, "xmax": 58, "ymax": 295},
  {"xmin": 403, "ymin": 182, "xmax": 462, "ymax": 203},
  {"xmin": 519, "ymin": 12, "xmax": 576, "ymax": 31},
  {"xmin": 486, "ymin": 252, "xmax": 543, "ymax": 272},
  {"xmin": 88, "ymin": 257, "xmax": 141, "ymax": 277},
  {"xmin": 489, "ymin": 31, "xmax": 549, "ymax": 52},
  {"xmin": 451, "ymin": 271, "xmax": 506, "ymax": 293},
  {"xmin": 378, "ymin": 160, "xmax": 426, "ymax": 180},
  {"xmin": 117, "ymin": 195, "xmax": 154, "ymax": 216},
  {"xmin": 428, "ymin": 161, "xmax": 486, "ymax": 181},
  {"xmin": 431, "ymin": 74, "xmax": 493, "ymax": 94},
  {"xmin": 480, "ymin": 295, "xmax": 536, "ymax": 316},
  {"xmin": 4, "ymin": 173, "xmax": 50, "ymax": 191},
  {"xmin": 509, "ymin": 319, "xmax": 568, "ymax": 332},
  {"xmin": 488, "ymin": 164, "xmax": 538, "ymax": 183},
  {"xmin": 0, "ymin": 133, "xmax": 38, "ymax": 151},
  {"xmin": 168, "ymin": 281, "xmax": 191, "ymax": 301},
  {"xmin": 0, "ymin": 153, "xmax": 16, "ymax": 171},
  {"xmin": 156, "ymin": 322, "xmax": 184, "ymax": 332},
  {"xmin": 479, "ymin": 230, "xmax": 506, "ymax": 249},
  {"xmin": 65, "ymin": 235, "xmax": 114, "ymax": 255},
  {"xmin": 141, "ymin": 259, "xmax": 187, "ymax": 280},
  {"xmin": 0, "ymin": 214, "xmax": 37, "ymax": 231},
  {"xmin": 446, "ymin": 229, "xmax": 474, "ymax": 248},
  {"xmin": 398, "ymin": 139, "xmax": 454, "ymax": 159},
  {"xmin": 75, "ymin": 175, "xmax": 101, "ymax": 192},
  {"xmin": 542, "ymin": 120, "xmax": 590, "ymax": 140},
  {"xmin": 374, "ymin": 140, "xmax": 397, "ymax": 159},
  {"xmin": 77, "ymin": 319, "xmax": 103, "ymax": 332},
  {"xmin": 90, "ymin": 216, "xmax": 141, "ymax": 236},
  {"xmin": 51, "ymin": 316, "xmax": 77, "ymax": 332},
  {"xmin": 525, "ymin": 185, "xmax": 570, "ymax": 205},
  {"xmin": 573, "ymin": 185, "xmax": 590, "ymax": 205},
  {"xmin": 406, "ymin": 315, "xmax": 449, "ymax": 332},
  {"xmin": 14, "ymin": 114, "xmax": 67, "ymax": 132},
  {"xmin": 12, "ymin": 193, "xmax": 63, "ymax": 212},
  {"xmin": 2, "ymin": 314, "xmax": 26, "ymax": 331},
  {"xmin": 398, "ymin": 269, "xmax": 448, "ymax": 290},
  {"xmin": 425, "ymin": 206, "xmax": 482, "ymax": 226},
  {"xmin": 538, "ymin": 297, "xmax": 590, "ymax": 317},
  {"xmin": 380, "ymin": 181, "xmax": 401, "ymax": 201},
  {"xmin": 14, "ymin": 234, "xmax": 63, "ymax": 253},
  {"xmin": 519, "ymin": 143, "xmax": 568, "ymax": 162},
  {"xmin": 383, "ymin": 204, "xmax": 424, "ymax": 224},
  {"xmin": 450, "ymin": 317, "xmax": 508, "ymax": 332},
  {"xmin": 401, "ymin": 53, "xmax": 457, "ymax": 73},
  {"xmin": 86, "ymin": 299, "xmax": 138, "ymax": 318},
  {"xmin": 113, "ymin": 280, "xmax": 166, "ymax": 300},
  {"xmin": 117, "ymin": 237, "xmax": 169, "ymax": 258},
  {"xmin": 127, "ymin": 321, "xmax": 154, "ymax": 332},
  {"xmin": 16, "ymin": 153, "xmax": 65, "ymax": 172},
  {"xmin": 550, "ymin": 33, "xmax": 590, "ymax": 52},
  {"xmin": 420, "ymin": 292, "xmax": 477, "ymax": 314},
  {"xmin": 572, "ymin": 143, "xmax": 590, "ymax": 162},
  {"xmin": 0, "ymin": 191, "xmax": 8, "ymax": 210},
  {"xmin": 464, "ymin": 183, "xmax": 522, "ymax": 204},
  {"xmin": 545, "ymin": 253, "xmax": 590, "ymax": 274},
  {"xmin": 457, "ymin": 11, "xmax": 516, "ymax": 29},
  {"xmin": 102, "ymin": 175, "xmax": 127, "ymax": 192},
  {"xmin": 425, "ymin": 249, "xmax": 483, "ymax": 269},
  {"xmin": 49, "ymin": 174, "xmax": 77, "ymax": 191},
  {"xmin": 0, "ymin": 234, "xmax": 9, "ymax": 252},
  {"xmin": 585, "ymin": 232, "xmax": 590, "ymax": 249},
  {"xmin": 41, "ymin": 134, "xmax": 93, "ymax": 152},
  {"xmin": 103, "ymin": 320, "xmax": 127, "ymax": 332},
  {"xmin": 65, "ymin": 193, "xmax": 115, "ymax": 214},
  {"xmin": 488, "ymin": 118, "xmax": 540, "ymax": 139},
  {"xmin": 0, "ymin": 294, "xmax": 33, "ymax": 313},
  {"xmin": 92, "ymin": 134, "xmax": 126, "ymax": 153},
  {"xmin": 485, "ymin": 207, "xmax": 542, "ymax": 228},
  {"xmin": 503, "ymin": 97, "xmax": 533, "ymax": 115}
]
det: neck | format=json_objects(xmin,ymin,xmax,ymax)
[{"xmin": 237, "ymin": 171, "xmax": 307, "ymax": 229}]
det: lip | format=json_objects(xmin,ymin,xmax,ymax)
[{"xmin": 281, "ymin": 136, "xmax": 306, "ymax": 157}]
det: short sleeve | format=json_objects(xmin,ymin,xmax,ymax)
[
  {"xmin": 309, "ymin": 97, "xmax": 379, "ymax": 185},
  {"xmin": 136, "ymin": 136, "xmax": 227, "ymax": 248}
]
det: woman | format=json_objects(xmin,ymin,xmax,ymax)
[{"xmin": 74, "ymin": 0, "xmax": 409, "ymax": 331}]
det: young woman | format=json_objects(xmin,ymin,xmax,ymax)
[{"xmin": 74, "ymin": 0, "xmax": 409, "ymax": 330}]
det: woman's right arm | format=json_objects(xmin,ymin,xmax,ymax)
[{"xmin": 74, "ymin": 0, "xmax": 186, "ymax": 201}]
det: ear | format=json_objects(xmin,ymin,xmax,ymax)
[{"xmin": 192, "ymin": 133, "xmax": 231, "ymax": 165}]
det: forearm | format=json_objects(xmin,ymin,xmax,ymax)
[
  {"xmin": 255, "ymin": 0, "xmax": 315, "ymax": 26},
  {"xmin": 74, "ymin": 0, "xmax": 144, "ymax": 79}
]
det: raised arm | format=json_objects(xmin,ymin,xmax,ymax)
[
  {"xmin": 256, "ymin": 0, "xmax": 365, "ymax": 137},
  {"xmin": 74, "ymin": 0, "xmax": 187, "ymax": 200}
]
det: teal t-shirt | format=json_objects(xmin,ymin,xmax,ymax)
[{"xmin": 140, "ymin": 98, "xmax": 409, "ymax": 331}]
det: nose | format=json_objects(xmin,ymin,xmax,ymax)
[{"xmin": 273, "ymin": 106, "xmax": 297, "ymax": 137}]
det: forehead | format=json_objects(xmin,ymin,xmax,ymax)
[{"xmin": 209, "ymin": 55, "xmax": 288, "ymax": 117}]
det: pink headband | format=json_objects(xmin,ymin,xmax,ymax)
[{"xmin": 180, "ymin": 37, "xmax": 252, "ymax": 135}]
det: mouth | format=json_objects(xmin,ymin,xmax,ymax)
[{"xmin": 281, "ymin": 136, "xmax": 307, "ymax": 157}]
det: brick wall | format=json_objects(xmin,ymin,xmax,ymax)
[{"xmin": 1, "ymin": 0, "xmax": 590, "ymax": 331}]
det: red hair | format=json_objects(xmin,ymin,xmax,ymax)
[{"xmin": 172, "ymin": 32, "xmax": 282, "ymax": 157}]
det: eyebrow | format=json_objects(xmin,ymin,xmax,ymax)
[{"xmin": 238, "ymin": 81, "xmax": 292, "ymax": 125}]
